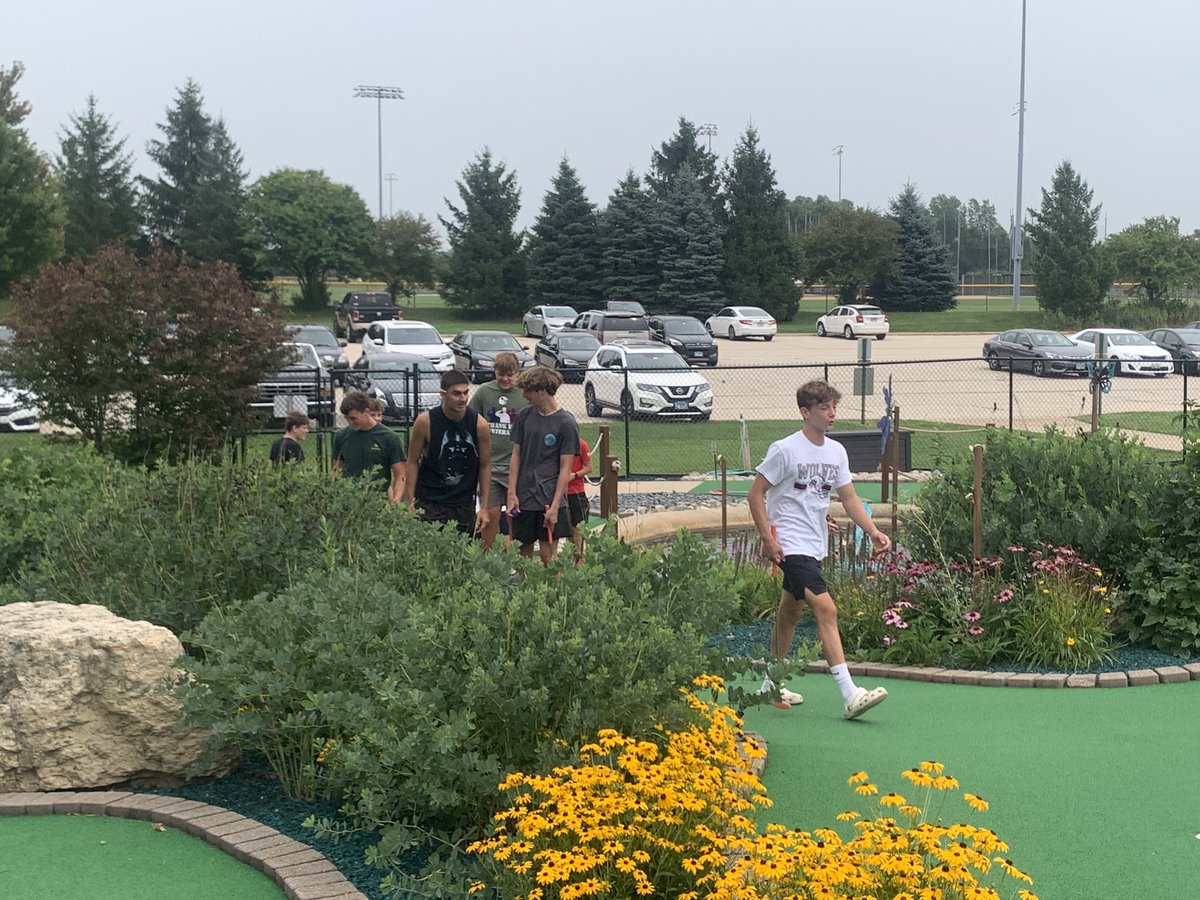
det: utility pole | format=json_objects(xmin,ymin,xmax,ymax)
[
  {"xmin": 1010, "ymin": 0, "xmax": 1028, "ymax": 311},
  {"xmin": 384, "ymin": 173, "xmax": 398, "ymax": 217},
  {"xmin": 832, "ymin": 145, "xmax": 844, "ymax": 202},
  {"xmin": 353, "ymin": 84, "xmax": 405, "ymax": 220},
  {"xmin": 698, "ymin": 123, "xmax": 718, "ymax": 153}
]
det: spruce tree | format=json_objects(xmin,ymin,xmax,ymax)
[
  {"xmin": 140, "ymin": 80, "xmax": 250, "ymax": 270},
  {"xmin": 720, "ymin": 127, "xmax": 802, "ymax": 321},
  {"xmin": 656, "ymin": 167, "xmax": 724, "ymax": 317},
  {"xmin": 526, "ymin": 158, "xmax": 603, "ymax": 308},
  {"xmin": 1024, "ymin": 161, "xmax": 1111, "ymax": 321},
  {"xmin": 56, "ymin": 95, "xmax": 141, "ymax": 259},
  {"xmin": 439, "ymin": 148, "xmax": 527, "ymax": 318},
  {"xmin": 599, "ymin": 171, "xmax": 661, "ymax": 309},
  {"xmin": 646, "ymin": 116, "xmax": 720, "ymax": 209},
  {"xmin": 872, "ymin": 184, "xmax": 957, "ymax": 312}
]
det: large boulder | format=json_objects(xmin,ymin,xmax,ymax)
[{"xmin": 0, "ymin": 602, "xmax": 235, "ymax": 791}]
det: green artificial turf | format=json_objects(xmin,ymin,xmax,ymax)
[
  {"xmin": 741, "ymin": 675, "xmax": 1200, "ymax": 900},
  {"xmin": 0, "ymin": 815, "xmax": 285, "ymax": 899},
  {"xmin": 685, "ymin": 478, "xmax": 924, "ymax": 504}
]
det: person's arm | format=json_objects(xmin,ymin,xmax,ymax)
[
  {"xmin": 836, "ymin": 484, "xmax": 890, "ymax": 553},
  {"xmin": 507, "ymin": 443, "xmax": 522, "ymax": 515},
  {"xmin": 388, "ymin": 461, "xmax": 405, "ymax": 504},
  {"xmin": 544, "ymin": 453, "xmax": 575, "ymax": 532},
  {"xmin": 748, "ymin": 473, "xmax": 784, "ymax": 564},
  {"xmin": 475, "ymin": 418, "xmax": 492, "ymax": 534},
  {"xmin": 574, "ymin": 440, "xmax": 593, "ymax": 479},
  {"xmin": 330, "ymin": 434, "xmax": 344, "ymax": 477},
  {"xmin": 401, "ymin": 414, "xmax": 430, "ymax": 506}
]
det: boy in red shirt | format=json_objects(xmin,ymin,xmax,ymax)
[{"xmin": 567, "ymin": 437, "xmax": 592, "ymax": 563}]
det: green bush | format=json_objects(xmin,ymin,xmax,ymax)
[
  {"xmin": 902, "ymin": 426, "xmax": 1164, "ymax": 583},
  {"xmin": 1125, "ymin": 447, "xmax": 1200, "ymax": 655}
]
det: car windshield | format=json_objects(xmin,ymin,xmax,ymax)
[
  {"xmin": 542, "ymin": 307, "xmax": 575, "ymax": 318},
  {"xmin": 666, "ymin": 320, "xmax": 707, "ymax": 336},
  {"xmin": 739, "ymin": 308, "xmax": 770, "ymax": 318},
  {"xmin": 387, "ymin": 327, "xmax": 442, "ymax": 345},
  {"xmin": 626, "ymin": 352, "xmax": 690, "ymax": 371},
  {"xmin": 558, "ymin": 335, "xmax": 600, "ymax": 350},
  {"xmin": 285, "ymin": 344, "xmax": 320, "ymax": 368},
  {"xmin": 1106, "ymin": 333, "xmax": 1152, "ymax": 346},
  {"xmin": 292, "ymin": 327, "xmax": 338, "ymax": 349},
  {"xmin": 472, "ymin": 334, "xmax": 522, "ymax": 352},
  {"xmin": 1030, "ymin": 332, "xmax": 1074, "ymax": 347}
]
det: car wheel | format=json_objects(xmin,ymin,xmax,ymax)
[
  {"xmin": 816, "ymin": 322, "xmax": 826, "ymax": 337},
  {"xmin": 987, "ymin": 352, "xmax": 1001, "ymax": 371},
  {"xmin": 875, "ymin": 333, "xmax": 886, "ymax": 341},
  {"xmin": 1032, "ymin": 360, "xmax": 1046, "ymax": 377},
  {"xmin": 843, "ymin": 325, "xmax": 854, "ymax": 339},
  {"xmin": 522, "ymin": 321, "xmax": 531, "ymax": 337},
  {"xmin": 584, "ymin": 384, "xmax": 603, "ymax": 417},
  {"xmin": 333, "ymin": 319, "xmax": 343, "ymax": 339},
  {"xmin": 728, "ymin": 326, "xmax": 737, "ymax": 340},
  {"xmin": 1111, "ymin": 357, "xmax": 1123, "ymax": 376},
  {"xmin": 705, "ymin": 322, "xmax": 714, "ymax": 336},
  {"xmin": 620, "ymin": 390, "xmax": 634, "ymax": 417},
  {"xmin": 763, "ymin": 334, "xmax": 774, "ymax": 342}
]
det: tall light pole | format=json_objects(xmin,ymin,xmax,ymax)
[
  {"xmin": 384, "ymin": 173, "xmax": 398, "ymax": 217},
  {"xmin": 698, "ymin": 123, "xmax": 718, "ymax": 153},
  {"xmin": 353, "ymin": 84, "xmax": 404, "ymax": 219},
  {"xmin": 1010, "ymin": 0, "xmax": 1028, "ymax": 311},
  {"xmin": 832, "ymin": 145, "xmax": 844, "ymax": 202}
]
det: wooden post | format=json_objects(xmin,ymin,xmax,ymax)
[
  {"xmin": 598, "ymin": 425, "xmax": 619, "ymax": 539},
  {"xmin": 972, "ymin": 443, "xmax": 984, "ymax": 597}
]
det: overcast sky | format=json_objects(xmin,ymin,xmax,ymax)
[{"xmin": 7, "ymin": 0, "xmax": 1197, "ymax": 239}]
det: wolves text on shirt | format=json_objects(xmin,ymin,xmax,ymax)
[{"xmin": 792, "ymin": 461, "xmax": 840, "ymax": 499}]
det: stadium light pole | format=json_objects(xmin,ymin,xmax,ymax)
[
  {"xmin": 698, "ymin": 123, "xmax": 718, "ymax": 153},
  {"xmin": 1010, "ymin": 0, "xmax": 1028, "ymax": 311},
  {"xmin": 832, "ymin": 145, "xmax": 844, "ymax": 202},
  {"xmin": 353, "ymin": 85, "xmax": 405, "ymax": 219},
  {"xmin": 385, "ymin": 173, "xmax": 398, "ymax": 217}
]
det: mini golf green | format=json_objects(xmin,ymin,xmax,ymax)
[
  {"xmin": 0, "ymin": 814, "xmax": 285, "ymax": 899},
  {"xmin": 742, "ymin": 675, "xmax": 1200, "ymax": 900},
  {"xmin": 687, "ymin": 478, "xmax": 924, "ymax": 503}
]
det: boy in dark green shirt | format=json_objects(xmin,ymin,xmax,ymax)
[{"xmin": 332, "ymin": 390, "xmax": 406, "ymax": 502}]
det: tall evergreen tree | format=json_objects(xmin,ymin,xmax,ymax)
[
  {"xmin": 599, "ymin": 170, "xmax": 661, "ymax": 309},
  {"xmin": 656, "ymin": 167, "xmax": 724, "ymax": 317},
  {"xmin": 526, "ymin": 157, "xmax": 603, "ymax": 308},
  {"xmin": 646, "ymin": 117, "xmax": 720, "ymax": 208},
  {"xmin": 1024, "ymin": 161, "xmax": 1111, "ymax": 321},
  {"xmin": 439, "ymin": 148, "xmax": 527, "ymax": 318},
  {"xmin": 872, "ymin": 184, "xmax": 957, "ymax": 312},
  {"xmin": 719, "ymin": 127, "xmax": 802, "ymax": 321},
  {"xmin": 140, "ymin": 80, "xmax": 250, "ymax": 271},
  {"xmin": 0, "ymin": 62, "xmax": 63, "ymax": 298},
  {"xmin": 55, "ymin": 95, "xmax": 141, "ymax": 259}
]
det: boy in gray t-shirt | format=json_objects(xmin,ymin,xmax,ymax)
[
  {"xmin": 507, "ymin": 366, "xmax": 579, "ymax": 565},
  {"xmin": 467, "ymin": 351, "xmax": 529, "ymax": 548}
]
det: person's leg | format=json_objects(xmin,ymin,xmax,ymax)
[
  {"xmin": 480, "ymin": 473, "xmax": 507, "ymax": 549},
  {"xmin": 770, "ymin": 589, "xmax": 804, "ymax": 658},
  {"xmin": 809, "ymin": 586, "xmax": 888, "ymax": 719}
]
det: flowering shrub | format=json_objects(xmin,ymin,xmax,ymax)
[
  {"xmin": 469, "ymin": 678, "xmax": 1039, "ymax": 900},
  {"xmin": 832, "ymin": 542, "xmax": 1118, "ymax": 671}
]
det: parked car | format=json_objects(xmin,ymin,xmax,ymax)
[
  {"xmin": 253, "ymin": 342, "xmax": 335, "ymax": 422},
  {"xmin": 605, "ymin": 299, "xmax": 646, "ymax": 315},
  {"xmin": 1068, "ymin": 328, "xmax": 1172, "ymax": 376},
  {"xmin": 1145, "ymin": 327, "xmax": 1200, "ymax": 374},
  {"xmin": 448, "ymin": 330, "xmax": 534, "ymax": 382},
  {"xmin": 648, "ymin": 315, "xmax": 718, "ymax": 366},
  {"xmin": 344, "ymin": 352, "xmax": 441, "ymax": 426},
  {"xmin": 705, "ymin": 306, "xmax": 776, "ymax": 341},
  {"xmin": 521, "ymin": 305, "xmax": 578, "ymax": 337},
  {"xmin": 534, "ymin": 332, "xmax": 601, "ymax": 382},
  {"xmin": 816, "ymin": 304, "xmax": 890, "ymax": 340},
  {"xmin": 361, "ymin": 321, "xmax": 454, "ymax": 371},
  {"xmin": 0, "ymin": 371, "xmax": 39, "ymax": 432},
  {"xmin": 583, "ymin": 340, "xmax": 714, "ymax": 421},
  {"xmin": 982, "ymin": 329, "xmax": 1091, "ymax": 376},
  {"xmin": 286, "ymin": 323, "xmax": 349, "ymax": 384},
  {"xmin": 333, "ymin": 291, "xmax": 403, "ymax": 342},
  {"xmin": 565, "ymin": 309, "xmax": 651, "ymax": 344}
]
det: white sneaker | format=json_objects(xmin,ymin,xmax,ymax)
[
  {"xmin": 844, "ymin": 686, "xmax": 888, "ymax": 720},
  {"xmin": 769, "ymin": 686, "xmax": 805, "ymax": 709}
]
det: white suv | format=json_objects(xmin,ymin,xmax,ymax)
[
  {"xmin": 361, "ymin": 320, "xmax": 454, "ymax": 371},
  {"xmin": 583, "ymin": 341, "xmax": 714, "ymax": 421}
]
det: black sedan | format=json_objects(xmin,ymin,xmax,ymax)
[
  {"xmin": 1145, "ymin": 327, "xmax": 1200, "ymax": 374},
  {"xmin": 447, "ymin": 331, "xmax": 534, "ymax": 383},
  {"xmin": 534, "ymin": 332, "xmax": 601, "ymax": 382},
  {"xmin": 344, "ymin": 352, "xmax": 441, "ymax": 426},
  {"xmin": 983, "ymin": 329, "xmax": 1092, "ymax": 376}
]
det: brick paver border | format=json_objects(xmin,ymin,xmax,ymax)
[
  {"xmin": 812, "ymin": 659, "xmax": 1200, "ymax": 687},
  {"xmin": 0, "ymin": 792, "xmax": 366, "ymax": 900}
]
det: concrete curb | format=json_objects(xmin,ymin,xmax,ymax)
[
  {"xmin": 0, "ymin": 791, "xmax": 366, "ymax": 900},
  {"xmin": 806, "ymin": 659, "xmax": 1200, "ymax": 687}
]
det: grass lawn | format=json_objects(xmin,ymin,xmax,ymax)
[{"xmin": 1074, "ymin": 409, "xmax": 1197, "ymax": 435}]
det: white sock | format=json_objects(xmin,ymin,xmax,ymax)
[
  {"xmin": 760, "ymin": 675, "xmax": 775, "ymax": 694},
  {"xmin": 830, "ymin": 663, "xmax": 858, "ymax": 702}
]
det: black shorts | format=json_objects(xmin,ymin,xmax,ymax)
[
  {"xmin": 780, "ymin": 554, "xmax": 829, "ymax": 599},
  {"xmin": 567, "ymin": 492, "xmax": 590, "ymax": 527},
  {"xmin": 510, "ymin": 507, "xmax": 572, "ymax": 546},
  {"xmin": 415, "ymin": 499, "xmax": 476, "ymax": 537}
]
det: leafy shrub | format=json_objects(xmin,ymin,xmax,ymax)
[
  {"xmin": 903, "ymin": 426, "xmax": 1164, "ymax": 584},
  {"xmin": 471, "ymin": 681, "xmax": 1040, "ymax": 900},
  {"xmin": 1125, "ymin": 445, "xmax": 1200, "ymax": 655},
  {"xmin": 179, "ymin": 528, "xmax": 742, "ymax": 832},
  {"xmin": 725, "ymin": 530, "xmax": 782, "ymax": 622}
]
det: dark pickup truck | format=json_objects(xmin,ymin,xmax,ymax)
[{"xmin": 333, "ymin": 291, "xmax": 403, "ymax": 342}]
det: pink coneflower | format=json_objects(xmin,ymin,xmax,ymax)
[
  {"xmin": 968, "ymin": 626, "xmax": 985, "ymax": 636},
  {"xmin": 994, "ymin": 588, "xmax": 1014, "ymax": 603},
  {"xmin": 964, "ymin": 611, "xmax": 981, "ymax": 623}
]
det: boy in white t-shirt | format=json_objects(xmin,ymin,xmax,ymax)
[{"xmin": 748, "ymin": 379, "xmax": 892, "ymax": 720}]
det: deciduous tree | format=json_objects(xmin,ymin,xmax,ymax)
[
  {"xmin": 526, "ymin": 157, "xmax": 603, "ymax": 309},
  {"xmin": 600, "ymin": 171, "xmax": 661, "ymax": 309},
  {"xmin": 440, "ymin": 148, "xmax": 527, "ymax": 318},
  {"xmin": 801, "ymin": 207, "xmax": 900, "ymax": 305},
  {"xmin": 55, "ymin": 94, "xmax": 141, "ymax": 259},
  {"xmin": 244, "ymin": 168, "xmax": 374, "ymax": 311},
  {"xmin": 1024, "ymin": 161, "xmax": 1112, "ymax": 321},
  {"xmin": 872, "ymin": 184, "xmax": 957, "ymax": 312},
  {"xmin": 370, "ymin": 211, "xmax": 440, "ymax": 300},
  {"xmin": 719, "ymin": 127, "xmax": 802, "ymax": 321},
  {"xmin": 1105, "ymin": 215, "xmax": 1200, "ymax": 307}
]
